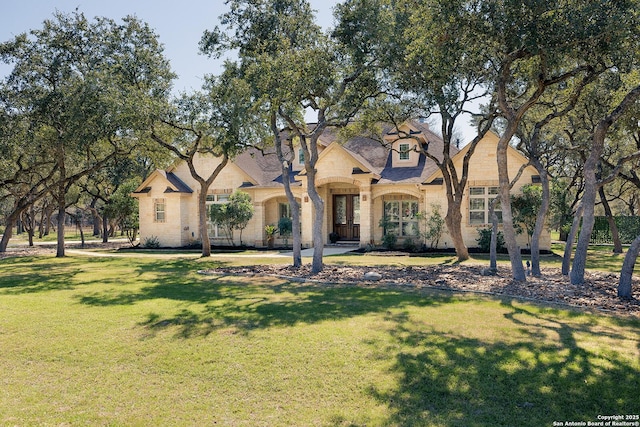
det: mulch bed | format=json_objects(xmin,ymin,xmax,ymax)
[
  {"xmin": 207, "ymin": 264, "xmax": 640, "ymax": 317},
  {"xmin": 3, "ymin": 244, "xmax": 638, "ymax": 317}
]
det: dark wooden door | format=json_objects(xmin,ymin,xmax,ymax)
[{"xmin": 333, "ymin": 195, "xmax": 360, "ymax": 241}]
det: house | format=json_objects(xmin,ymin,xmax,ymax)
[{"xmin": 132, "ymin": 120, "xmax": 550, "ymax": 251}]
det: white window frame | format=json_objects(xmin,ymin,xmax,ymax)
[
  {"xmin": 153, "ymin": 198, "xmax": 166, "ymax": 223},
  {"xmin": 383, "ymin": 199, "xmax": 419, "ymax": 237},
  {"xmin": 469, "ymin": 186, "xmax": 502, "ymax": 225},
  {"xmin": 399, "ymin": 143, "xmax": 410, "ymax": 161},
  {"xmin": 206, "ymin": 193, "xmax": 230, "ymax": 238}
]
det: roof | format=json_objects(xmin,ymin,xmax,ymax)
[
  {"xmin": 132, "ymin": 170, "xmax": 193, "ymax": 195},
  {"xmin": 151, "ymin": 120, "xmax": 457, "ymax": 189},
  {"xmin": 164, "ymin": 172, "xmax": 193, "ymax": 193},
  {"xmin": 234, "ymin": 146, "xmax": 285, "ymax": 186}
]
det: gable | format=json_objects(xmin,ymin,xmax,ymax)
[
  {"xmin": 424, "ymin": 131, "xmax": 535, "ymax": 184},
  {"xmin": 309, "ymin": 142, "xmax": 375, "ymax": 182},
  {"xmin": 132, "ymin": 170, "xmax": 193, "ymax": 196}
]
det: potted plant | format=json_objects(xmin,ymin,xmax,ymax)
[
  {"xmin": 265, "ymin": 224, "xmax": 277, "ymax": 249},
  {"xmin": 329, "ymin": 231, "xmax": 340, "ymax": 243}
]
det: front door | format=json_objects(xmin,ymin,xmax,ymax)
[{"xmin": 333, "ymin": 195, "xmax": 360, "ymax": 241}]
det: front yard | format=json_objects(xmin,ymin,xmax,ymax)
[{"xmin": 0, "ymin": 252, "xmax": 638, "ymax": 426}]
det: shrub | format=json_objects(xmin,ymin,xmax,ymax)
[
  {"xmin": 476, "ymin": 228, "xmax": 505, "ymax": 252},
  {"xmin": 382, "ymin": 233, "xmax": 397, "ymax": 250},
  {"xmin": 403, "ymin": 237, "xmax": 416, "ymax": 252},
  {"xmin": 278, "ymin": 216, "xmax": 292, "ymax": 237},
  {"xmin": 417, "ymin": 204, "xmax": 445, "ymax": 248},
  {"xmin": 142, "ymin": 235, "xmax": 160, "ymax": 249}
]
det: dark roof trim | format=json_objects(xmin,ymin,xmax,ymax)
[
  {"xmin": 352, "ymin": 167, "xmax": 369, "ymax": 175},
  {"xmin": 387, "ymin": 129, "xmax": 422, "ymax": 136},
  {"xmin": 134, "ymin": 187, "xmax": 151, "ymax": 194},
  {"xmin": 165, "ymin": 172, "xmax": 193, "ymax": 193},
  {"xmin": 424, "ymin": 178, "xmax": 444, "ymax": 185}
]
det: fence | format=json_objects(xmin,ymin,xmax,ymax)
[{"xmin": 590, "ymin": 216, "xmax": 640, "ymax": 244}]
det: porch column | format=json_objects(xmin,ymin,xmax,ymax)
[
  {"xmin": 359, "ymin": 186, "xmax": 372, "ymax": 247},
  {"xmin": 301, "ymin": 192, "xmax": 313, "ymax": 247},
  {"xmin": 253, "ymin": 202, "xmax": 265, "ymax": 247}
]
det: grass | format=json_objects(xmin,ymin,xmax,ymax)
[
  {"xmin": 6, "ymin": 226, "xmax": 105, "ymax": 244},
  {"xmin": 0, "ymin": 253, "xmax": 639, "ymax": 426}
]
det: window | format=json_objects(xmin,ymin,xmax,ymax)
[
  {"xmin": 206, "ymin": 193, "xmax": 230, "ymax": 237},
  {"xmin": 278, "ymin": 202, "xmax": 301, "ymax": 236},
  {"xmin": 469, "ymin": 187, "xmax": 502, "ymax": 225},
  {"xmin": 298, "ymin": 148, "xmax": 305, "ymax": 164},
  {"xmin": 279, "ymin": 203, "xmax": 291, "ymax": 219},
  {"xmin": 154, "ymin": 199, "xmax": 165, "ymax": 223},
  {"xmin": 399, "ymin": 143, "xmax": 410, "ymax": 160},
  {"xmin": 383, "ymin": 199, "xmax": 419, "ymax": 236}
]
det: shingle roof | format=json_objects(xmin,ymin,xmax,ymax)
[
  {"xmin": 230, "ymin": 120, "xmax": 454, "ymax": 186},
  {"xmin": 164, "ymin": 171, "xmax": 193, "ymax": 193},
  {"xmin": 233, "ymin": 146, "xmax": 286, "ymax": 186}
]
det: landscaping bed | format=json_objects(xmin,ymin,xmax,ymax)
[{"xmin": 208, "ymin": 264, "xmax": 640, "ymax": 317}]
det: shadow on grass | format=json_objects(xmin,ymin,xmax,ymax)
[
  {"xmin": 140, "ymin": 283, "xmax": 453, "ymax": 338},
  {"xmin": 0, "ymin": 256, "xmax": 91, "ymax": 294},
  {"xmin": 76, "ymin": 260, "xmax": 453, "ymax": 337},
  {"xmin": 370, "ymin": 301, "xmax": 640, "ymax": 426}
]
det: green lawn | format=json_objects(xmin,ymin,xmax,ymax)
[
  {"xmin": 6, "ymin": 227, "xmax": 105, "ymax": 244},
  {"xmin": 0, "ymin": 254, "xmax": 638, "ymax": 426}
]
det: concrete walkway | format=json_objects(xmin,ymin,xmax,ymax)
[
  {"xmin": 3, "ymin": 236, "xmax": 359, "ymax": 258},
  {"xmin": 286, "ymin": 246, "xmax": 359, "ymax": 257},
  {"xmin": 62, "ymin": 245, "xmax": 360, "ymax": 258},
  {"xmin": 63, "ymin": 245, "xmax": 359, "ymax": 258}
]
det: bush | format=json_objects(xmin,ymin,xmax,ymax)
[
  {"xmin": 382, "ymin": 233, "xmax": 397, "ymax": 250},
  {"xmin": 403, "ymin": 237, "xmax": 417, "ymax": 252},
  {"xmin": 476, "ymin": 228, "xmax": 505, "ymax": 252},
  {"xmin": 278, "ymin": 216, "xmax": 292, "ymax": 237},
  {"xmin": 142, "ymin": 235, "xmax": 160, "ymax": 249}
]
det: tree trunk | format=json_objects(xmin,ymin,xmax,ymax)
[
  {"xmin": 27, "ymin": 219, "xmax": 34, "ymax": 247},
  {"xmin": 497, "ymin": 134, "xmax": 526, "ymax": 281},
  {"xmin": 572, "ymin": 84, "xmax": 640, "ymax": 284},
  {"xmin": 571, "ymin": 143, "xmax": 603, "ymax": 285},
  {"xmin": 290, "ymin": 200, "xmax": 302, "ymax": 267},
  {"xmin": 79, "ymin": 223, "xmax": 85, "ymax": 248},
  {"xmin": 102, "ymin": 215, "xmax": 109, "ymax": 243},
  {"xmin": 271, "ymin": 114, "xmax": 302, "ymax": 268},
  {"xmin": 274, "ymin": 160, "xmax": 301, "ymax": 266},
  {"xmin": 44, "ymin": 208, "xmax": 52, "ymax": 236},
  {"xmin": 489, "ymin": 201, "xmax": 499, "ymax": 272},
  {"xmin": 571, "ymin": 183, "xmax": 597, "ymax": 285},
  {"xmin": 56, "ymin": 201, "xmax": 66, "ymax": 258},
  {"xmin": 618, "ymin": 233, "xmax": 640, "ymax": 299},
  {"xmin": 306, "ymin": 166, "xmax": 325, "ymax": 274},
  {"xmin": 199, "ymin": 190, "xmax": 211, "ymax": 257},
  {"xmin": 562, "ymin": 203, "xmax": 583, "ymax": 276},
  {"xmin": 38, "ymin": 205, "xmax": 47, "ymax": 239},
  {"xmin": 0, "ymin": 212, "xmax": 18, "ymax": 253},
  {"xmin": 530, "ymin": 165, "xmax": 550, "ymax": 276},
  {"xmin": 445, "ymin": 200, "xmax": 469, "ymax": 261},
  {"xmin": 90, "ymin": 199, "xmax": 101, "ymax": 237},
  {"xmin": 599, "ymin": 186, "xmax": 623, "ymax": 253}
]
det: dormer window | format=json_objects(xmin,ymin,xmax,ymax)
[{"xmin": 399, "ymin": 143, "xmax": 410, "ymax": 160}]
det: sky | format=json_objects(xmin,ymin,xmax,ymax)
[
  {"xmin": 0, "ymin": 0, "xmax": 477, "ymax": 143},
  {"xmin": 0, "ymin": 0, "xmax": 339, "ymax": 93}
]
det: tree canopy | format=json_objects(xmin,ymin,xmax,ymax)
[{"xmin": 0, "ymin": 11, "xmax": 174, "ymax": 256}]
